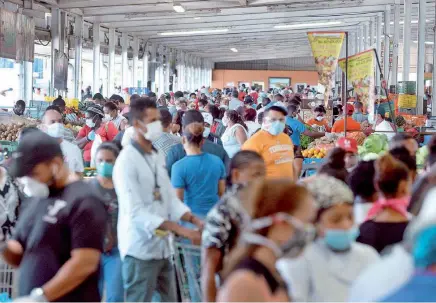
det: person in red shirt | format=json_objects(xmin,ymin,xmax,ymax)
[
  {"xmin": 76, "ymin": 105, "xmax": 118, "ymax": 166},
  {"xmin": 249, "ymin": 86, "xmax": 259, "ymax": 104},
  {"xmin": 238, "ymin": 89, "xmax": 246, "ymax": 101},
  {"xmin": 331, "ymin": 104, "xmax": 362, "ymax": 133}
]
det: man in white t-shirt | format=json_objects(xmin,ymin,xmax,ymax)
[{"xmin": 41, "ymin": 106, "xmax": 84, "ymax": 175}]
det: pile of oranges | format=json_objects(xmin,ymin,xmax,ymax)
[{"xmin": 302, "ymin": 148, "xmax": 327, "ymax": 159}]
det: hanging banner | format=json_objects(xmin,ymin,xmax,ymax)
[
  {"xmin": 339, "ymin": 49, "xmax": 376, "ymax": 116},
  {"xmin": 0, "ymin": 9, "xmax": 17, "ymax": 60},
  {"xmin": 307, "ymin": 31, "xmax": 345, "ymax": 106}
]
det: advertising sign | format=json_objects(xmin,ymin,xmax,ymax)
[{"xmin": 308, "ymin": 31, "xmax": 345, "ymax": 106}]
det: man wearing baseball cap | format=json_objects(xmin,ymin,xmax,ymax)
[
  {"xmin": 3, "ymin": 130, "xmax": 106, "ymax": 302},
  {"xmin": 336, "ymin": 137, "xmax": 359, "ymax": 171},
  {"xmin": 331, "ymin": 104, "xmax": 362, "ymax": 133}
]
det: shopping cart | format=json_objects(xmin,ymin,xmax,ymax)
[
  {"xmin": 0, "ymin": 259, "xmax": 16, "ymax": 300},
  {"xmin": 173, "ymin": 240, "xmax": 202, "ymax": 302}
]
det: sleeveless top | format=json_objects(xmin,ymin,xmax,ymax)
[
  {"xmin": 221, "ymin": 124, "xmax": 247, "ymax": 158},
  {"xmin": 112, "ymin": 114, "xmax": 127, "ymax": 130}
]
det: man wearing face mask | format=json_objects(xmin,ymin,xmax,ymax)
[
  {"xmin": 202, "ymin": 112, "xmax": 223, "ymax": 146},
  {"xmin": 113, "ymin": 97, "xmax": 203, "ymax": 302},
  {"xmin": 76, "ymin": 105, "xmax": 118, "ymax": 167},
  {"xmin": 42, "ymin": 106, "xmax": 84, "ymax": 176},
  {"xmin": 286, "ymin": 104, "xmax": 325, "ymax": 178},
  {"xmin": 242, "ymin": 105, "xmax": 295, "ymax": 180},
  {"xmin": 3, "ymin": 130, "xmax": 107, "ymax": 302},
  {"xmin": 152, "ymin": 108, "xmax": 181, "ymax": 156}
]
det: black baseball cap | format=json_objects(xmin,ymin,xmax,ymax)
[{"xmin": 8, "ymin": 130, "xmax": 63, "ymax": 178}]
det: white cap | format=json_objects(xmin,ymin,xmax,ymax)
[{"xmin": 202, "ymin": 112, "xmax": 213, "ymax": 126}]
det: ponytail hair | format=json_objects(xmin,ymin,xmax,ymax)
[
  {"xmin": 183, "ymin": 122, "xmax": 204, "ymax": 146},
  {"xmin": 226, "ymin": 109, "xmax": 248, "ymax": 131},
  {"xmin": 375, "ymin": 153, "xmax": 409, "ymax": 197},
  {"xmin": 318, "ymin": 147, "xmax": 349, "ymax": 183}
]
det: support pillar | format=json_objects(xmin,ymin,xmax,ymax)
[
  {"xmin": 24, "ymin": 61, "xmax": 33, "ymax": 102},
  {"xmin": 359, "ymin": 24, "xmax": 364, "ymax": 52},
  {"xmin": 132, "ymin": 37, "xmax": 139, "ymax": 88},
  {"xmin": 121, "ymin": 33, "xmax": 128, "ymax": 89},
  {"xmin": 376, "ymin": 13, "xmax": 383, "ymax": 90},
  {"xmin": 383, "ymin": 6, "xmax": 391, "ymax": 85},
  {"xmin": 354, "ymin": 31, "xmax": 359, "ymax": 54},
  {"xmin": 74, "ymin": 15, "xmax": 83, "ymax": 99},
  {"xmin": 391, "ymin": 0, "xmax": 400, "ymax": 87},
  {"xmin": 165, "ymin": 49, "xmax": 171, "ymax": 92},
  {"xmin": 50, "ymin": 8, "xmax": 60, "ymax": 96},
  {"xmin": 369, "ymin": 18, "xmax": 374, "ymax": 48},
  {"xmin": 108, "ymin": 28, "xmax": 115, "ymax": 97},
  {"xmin": 92, "ymin": 23, "xmax": 101, "ymax": 96},
  {"xmin": 417, "ymin": 0, "xmax": 426, "ymax": 114},
  {"xmin": 403, "ymin": 0, "xmax": 412, "ymax": 81},
  {"xmin": 363, "ymin": 22, "xmax": 369, "ymax": 50},
  {"xmin": 432, "ymin": 5, "xmax": 436, "ymax": 116},
  {"xmin": 143, "ymin": 43, "xmax": 149, "ymax": 90}
]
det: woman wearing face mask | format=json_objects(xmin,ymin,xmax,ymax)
[
  {"xmin": 103, "ymin": 101, "xmax": 128, "ymax": 131},
  {"xmin": 76, "ymin": 105, "xmax": 119, "ymax": 167},
  {"xmin": 221, "ymin": 110, "xmax": 248, "ymax": 158},
  {"xmin": 279, "ymin": 175, "xmax": 379, "ymax": 302},
  {"xmin": 357, "ymin": 153, "xmax": 412, "ymax": 253},
  {"xmin": 202, "ymin": 151, "xmax": 266, "ymax": 302},
  {"xmin": 217, "ymin": 179, "xmax": 316, "ymax": 302},
  {"xmin": 171, "ymin": 122, "xmax": 226, "ymax": 219},
  {"xmin": 89, "ymin": 143, "xmax": 123, "ymax": 302},
  {"xmin": 307, "ymin": 105, "xmax": 331, "ymax": 132}
]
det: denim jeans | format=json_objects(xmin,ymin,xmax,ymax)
[
  {"xmin": 122, "ymin": 256, "xmax": 177, "ymax": 302},
  {"xmin": 99, "ymin": 247, "xmax": 124, "ymax": 302}
]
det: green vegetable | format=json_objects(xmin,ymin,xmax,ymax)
[
  {"xmin": 359, "ymin": 133, "xmax": 389, "ymax": 156},
  {"xmin": 362, "ymin": 152, "xmax": 381, "ymax": 161},
  {"xmin": 301, "ymin": 126, "xmax": 315, "ymax": 150},
  {"xmin": 417, "ymin": 146, "xmax": 429, "ymax": 167}
]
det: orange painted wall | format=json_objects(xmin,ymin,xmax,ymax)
[{"xmin": 212, "ymin": 69, "xmax": 319, "ymax": 90}]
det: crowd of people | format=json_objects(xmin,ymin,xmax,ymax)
[{"xmin": 0, "ymin": 84, "xmax": 435, "ymax": 302}]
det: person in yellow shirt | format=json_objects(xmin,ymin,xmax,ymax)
[{"xmin": 242, "ymin": 104, "xmax": 295, "ymax": 180}]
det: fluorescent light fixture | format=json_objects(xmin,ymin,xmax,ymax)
[
  {"xmin": 413, "ymin": 40, "xmax": 434, "ymax": 45},
  {"xmin": 158, "ymin": 28, "xmax": 229, "ymax": 36},
  {"xmin": 274, "ymin": 21, "xmax": 341, "ymax": 29},
  {"xmin": 230, "ymin": 48, "xmax": 238, "ymax": 53},
  {"xmin": 194, "ymin": 17, "xmax": 201, "ymax": 20},
  {"xmin": 173, "ymin": 3, "xmax": 185, "ymax": 13}
]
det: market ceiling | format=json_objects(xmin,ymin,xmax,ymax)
[{"xmin": 8, "ymin": 0, "xmax": 436, "ymax": 62}]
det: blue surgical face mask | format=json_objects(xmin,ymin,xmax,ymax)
[
  {"xmin": 97, "ymin": 162, "xmax": 114, "ymax": 178},
  {"xmin": 323, "ymin": 227, "xmax": 359, "ymax": 251},
  {"xmin": 268, "ymin": 120, "xmax": 286, "ymax": 136}
]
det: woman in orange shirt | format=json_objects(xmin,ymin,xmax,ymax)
[{"xmin": 306, "ymin": 105, "xmax": 331, "ymax": 132}]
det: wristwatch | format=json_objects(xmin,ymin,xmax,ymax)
[{"xmin": 30, "ymin": 288, "xmax": 48, "ymax": 302}]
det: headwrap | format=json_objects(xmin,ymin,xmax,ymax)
[
  {"xmin": 305, "ymin": 175, "xmax": 354, "ymax": 210},
  {"xmin": 365, "ymin": 196, "xmax": 410, "ymax": 221},
  {"xmin": 86, "ymin": 104, "xmax": 104, "ymax": 117}
]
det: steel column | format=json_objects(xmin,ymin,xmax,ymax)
[
  {"xmin": 143, "ymin": 43, "xmax": 149, "ymax": 90},
  {"xmin": 360, "ymin": 24, "xmax": 364, "ymax": 52},
  {"xmin": 403, "ymin": 0, "xmax": 412, "ymax": 81},
  {"xmin": 132, "ymin": 37, "xmax": 139, "ymax": 88},
  {"xmin": 24, "ymin": 62, "xmax": 32, "ymax": 102},
  {"xmin": 50, "ymin": 8, "xmax": 60, "ymax": 96},
  {"xmin": 364, "ymin": 22, "xmax": 369, "ymax": 50},
  {"xmin": 92, "ymin": 23, "xmax": 101, "ymax": 95},
  {"xmin": 432, "ymin": 7, "xmax": 436, "ymax": 116},
  {"xmin": 383, "ymin": 6, "xmax": 390, "ymax": 84},
  {"xmin": 121, "ymin": 33, "xmax": 128, "ymax": 89},
  {"xmin": 391, "ymin": 0, "xmax": 400, "ymax": 87},
  {"xmin": 417, "ymin": 0, "xmax": 426, "ymax": 114},
  {"xmin": 376, "ymin": 13, "xmax": 383, "ymax": 90},
  {"xmin": 74, "ymin": 15, "xmax": 83, "ymax": 99},
  {"xmin": 108, "ymin": 28, "xmax": 115, "ymax": 97}
]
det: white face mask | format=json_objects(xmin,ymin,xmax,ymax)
[
  {"xmin": 143, "ymin": 120, "xmax": 163, "ymax": 142},
  {"xmin": 203, "ymin": 127, "xmax": 211, "ymax": 138},
  {"xmin": 222, "ymin": 116, "xmax": 229, "ymax": 127},
  {"xmin": 86, "ymin": 118, "xmax": 95, "ymax": 128},
  {"xmin": 46, "ymin": 123, "xmax": 64, "ymax": 139},
  {"xmin": 19, "ymin": 177, "xmax": 50, "ymax": 198},
  {"xmin": 316, "ymin": 116, "xmax": 324, "ymax": 122},
  {"xmin": 104, "ymin": 114, "xmax": 112, "ymax": 122},
  {"xmin": 199, "ymin": 106, "xmax": 204, "ymax": 111}
]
